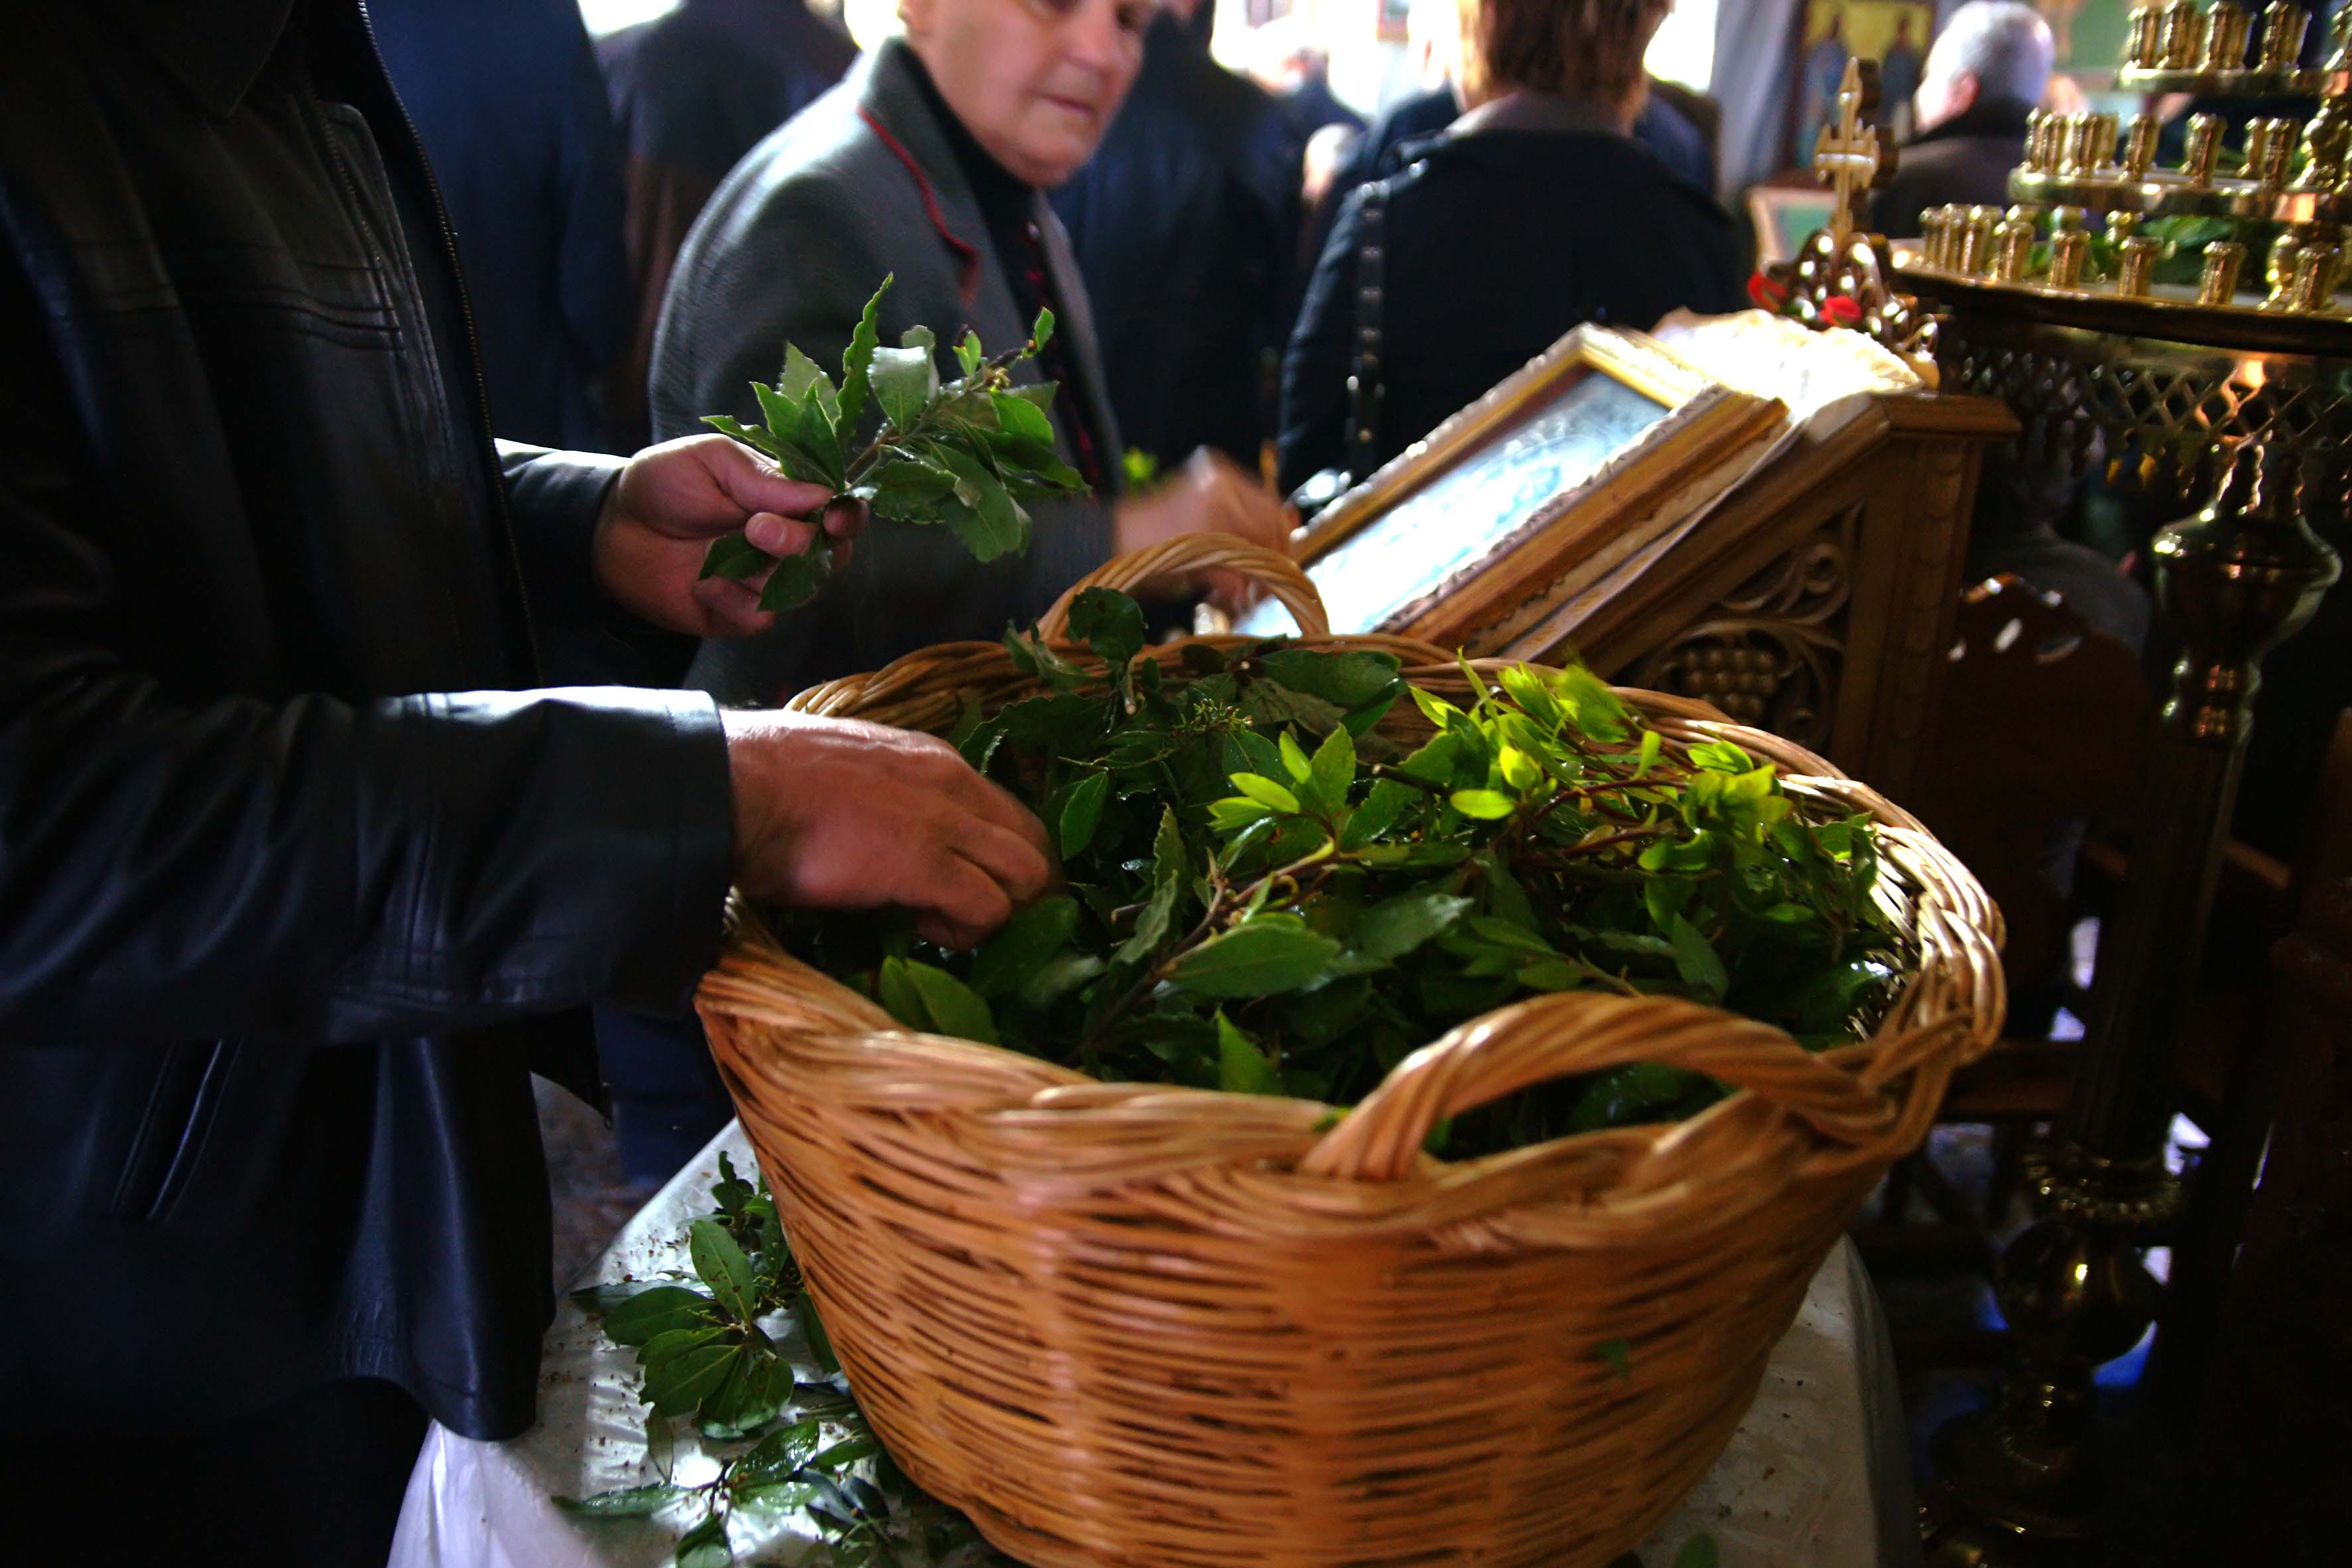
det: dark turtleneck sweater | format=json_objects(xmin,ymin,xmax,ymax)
[{"xmin": 902, "ymin": 52, "xmax": 1107, "ymax": 487}]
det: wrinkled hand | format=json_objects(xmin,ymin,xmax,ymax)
[
  {"xmin": 1111, "ymin": 447, "xmax": 1293, "ymax": 613},
  {"xmin": 722, "ymin": 709, "xmax": 1054, "ymax": 950},
  {"xmin": 593, "ymin": 433, "xmax": 864, "ymax": 638}
]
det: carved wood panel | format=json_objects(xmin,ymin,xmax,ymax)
[{"xmin": 1628, "ymin": 507, "xmax": 1861, "ymax": 749}]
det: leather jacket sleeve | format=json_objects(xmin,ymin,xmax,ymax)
[
  {"xmin": 495, "ymin": 441, "xmax": 706, "ymax": 688},
  {"xmin": 497, "ymin": 437, "xmax": 625, "ymax": 625},
  {"xmin": 0, "ymin": 262, "xmax": 736, "ymax": 1050}
]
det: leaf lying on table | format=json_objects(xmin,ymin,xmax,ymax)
[
  {"xmin": 698, "ymin": 276, "xmax": 1089, "ymax": 611},
  {"xmin": 566, "ymin": 1156, "xmax": 1022, "ymax": 1567},
  {"xmin": 572, "ymin": 1154, "xmax": 807, "ymax": 1438},
  {"xmin": 1674, "ymin": 1533, "xmax": 1721, "ymax": 1568},
  {"xmin": 777, "ymin": 601, "xmax": 1910, "ymax": 1156}
]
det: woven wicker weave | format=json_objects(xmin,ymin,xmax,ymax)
[{"xmin": 698, "ymin": 537, "xmax": 2003, "ymax": 1568}]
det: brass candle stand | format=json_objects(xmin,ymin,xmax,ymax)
[
  {"xmin": 1922, "ymin": 447, "xmax": 2338, "ymax": 1560},
  {"xmin": 1886, "ymin": 5, "xmax": 2352, "ymax": 1557}
]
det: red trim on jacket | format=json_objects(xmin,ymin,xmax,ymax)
[{"xmin": 858, "ymin": 106, "xmax": 982, "ymax": 305}]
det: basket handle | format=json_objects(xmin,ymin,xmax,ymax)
[
  {"xmin": 1298, "ymin": 990, "xmax": 1907, "ymax": 1182},
  {"xmin": 1038, "ymin": 535, "xmax": 1330, "ymax": 642}
]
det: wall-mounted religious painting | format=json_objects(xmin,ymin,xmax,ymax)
[
  {"xmin": 1790, "ymin": 0, "xmax": 1934, "ymax": 152},
  {"xmin": 1232, "ymin": 327, "xmax": 1785, "ymax": 650}
]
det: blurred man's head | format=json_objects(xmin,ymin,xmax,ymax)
[
  {"xmin": 899, "ymin": 0, "xmax": 1150, "ymax": 186},
  {"xmin": 1915, "ymin": 1, "xmax": 2055, "ymax": 133}
]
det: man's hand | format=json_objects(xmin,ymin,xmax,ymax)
[
  {"xmin": 721, "ymin": 709, "xmax": 1054, "ymax": 950},
  {"xmin": 1111, "ymin": 447, "xmax": 1294, "ymax": 613},
  {"xmin": 593, "ymin": 433, "xmax": 864, "ymax": 638}
]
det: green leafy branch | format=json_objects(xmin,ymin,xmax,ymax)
[
  {"xmin": 556, "ymin": 1417, "xmax": 882, "ymax": 1568},
  {"xmin": 779, "ymin": 590, "xmax": 1906, "ymax": 1154},
  {"xmin": 698, "ymin": 276, "xmax": 1088, "ymax": 611},
  {"xmin": 565, "ymin": 1157, "xmax": 1019, "ymax": 1567},
  {"xmin": 570, "ymin": 1154, "xmax": 807, "ymax": 1441}
]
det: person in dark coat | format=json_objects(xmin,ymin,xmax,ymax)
[
  {"xmin": 0, "ymin": 3, "xmax": 1052, "ymax": 1561},
  {"xmin": 1051, "ymin": 0, "xmax": 1302, "ymax": 467},
  {"xmin": 1294, "ymin": 82, "xmax": 1453, "ymax": 291},
  {"xmin": 655, "ymin": 11, "xmax": 1293, "ymax": 711},
  {"xmin": 1874, "ymin": 0, "xmax": 2053, "ymax": 239},
  {"xmin": 1298, "ymin": 76, "xmax": 1713, "ymax": 307},
  {"xmin": 597, "ymin": 0, "xmax": 859, "ymax": 449},
  {"xmin": 1279, "ymin": 0, "xmax": 1743, "ymax": 491},
  {"xmin": 372, "ymin": 0, "xmax": 634, "ymax": 451},
  {"xmin": 1873, "ymin": 5, "xmax": 2143, "ymax": 652}
]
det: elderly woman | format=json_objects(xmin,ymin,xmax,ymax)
[
  {"xmin": 1276, "ymin": 0, "xmax": 1744, "ymax": 492},
  {"xmin": 654, "ymin": 0, "xmax": 1289, "ymax": 707}
]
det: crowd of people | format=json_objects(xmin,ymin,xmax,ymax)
[
  {"xmin": 0, "ymin": 1, "xmax": 2088, "ymax": 1563},
  {"xmin": 393, "ymin": 0, "xmax": 1739, "ymax": 526}
]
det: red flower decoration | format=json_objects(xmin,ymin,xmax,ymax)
[
  {"xmin": 1747, "ymin": 271, "xmax": 1789, "ymax": 311},
  {"xmin": 1819, "ymin": 295, "xmax": 1865, "ymax": 328}
]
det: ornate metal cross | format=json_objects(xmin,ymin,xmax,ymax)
[{"xmin": 1813, "ymin": 58, "xmax": 1887, "ymax": 244}]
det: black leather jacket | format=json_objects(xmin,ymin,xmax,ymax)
[{"xmin": 0, "ymin": 0, "xmax": 734, "ymax": 1439}]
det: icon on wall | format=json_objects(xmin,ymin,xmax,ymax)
[{"xmin": 1789, "ymin": 0, "xmax": 1933, "ymax": 155}]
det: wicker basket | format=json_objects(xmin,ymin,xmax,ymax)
[{"xmin": 698, "ymin": 537, "xmax": 2003, "ymax": 1568}]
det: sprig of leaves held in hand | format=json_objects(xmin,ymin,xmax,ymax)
[
  {"xmin": 566, "ymin": 1156, "xmax": 1014, "ymax": 1567},
  {"xmin": 698, "ymin": 277, "xmax": 1086, "ymax": 611},
  {"xmin": 783, "ymin": 589, "xmax": 1907, "ymax": 1155}
]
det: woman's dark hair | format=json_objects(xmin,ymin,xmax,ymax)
[{"xmin": 1457, "ymin": 0, "xmax": 1672, "ymax": 105}]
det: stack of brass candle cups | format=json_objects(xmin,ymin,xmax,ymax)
[
  {"xmin": 1911, "ymin": 1, "xmax": 2351, "ymax": 317},
  {"xmin": 1897, "ymin": 1, "xmax": 2352, "ymax": 480}
]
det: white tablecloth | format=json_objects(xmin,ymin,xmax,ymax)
[{"xmin": 391, "ymin": 1124, "xmax": 1918, "ymax": 1568}]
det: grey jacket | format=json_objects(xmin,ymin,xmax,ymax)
[{"xmin": 652, "ymin": 39, "xmax": 1123, "ymax": 706}]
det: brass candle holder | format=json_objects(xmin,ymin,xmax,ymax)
[
  {"xmin": 2260, "ymin": 1, "xmax": 2312, "ymax": 71},
  {"xmin": 1925, "ymin": 444, "xmax": 2339, "ymax": 1558},
  {"xmin": 2208, "ymin": 1, "xmax": 2256, "ymax": 69},
  {"xmin": 2123, "ymin": 112, "xmax": 2162, "ymax": 179},
  {"xmin": 1895, "ymin": 11, "xmax": 2352, "ymax": 1558},
  {"xmin": 1906, "ymin": 74, "xmax": 2349, "ymax": 320},
  {"xmin": 2049, "ymin": 228, "xmax": 2092, "ymax": 287},
  {"xmin": 2201, "ymin": 238, "xmax": 2249, "ymax": 304}
]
